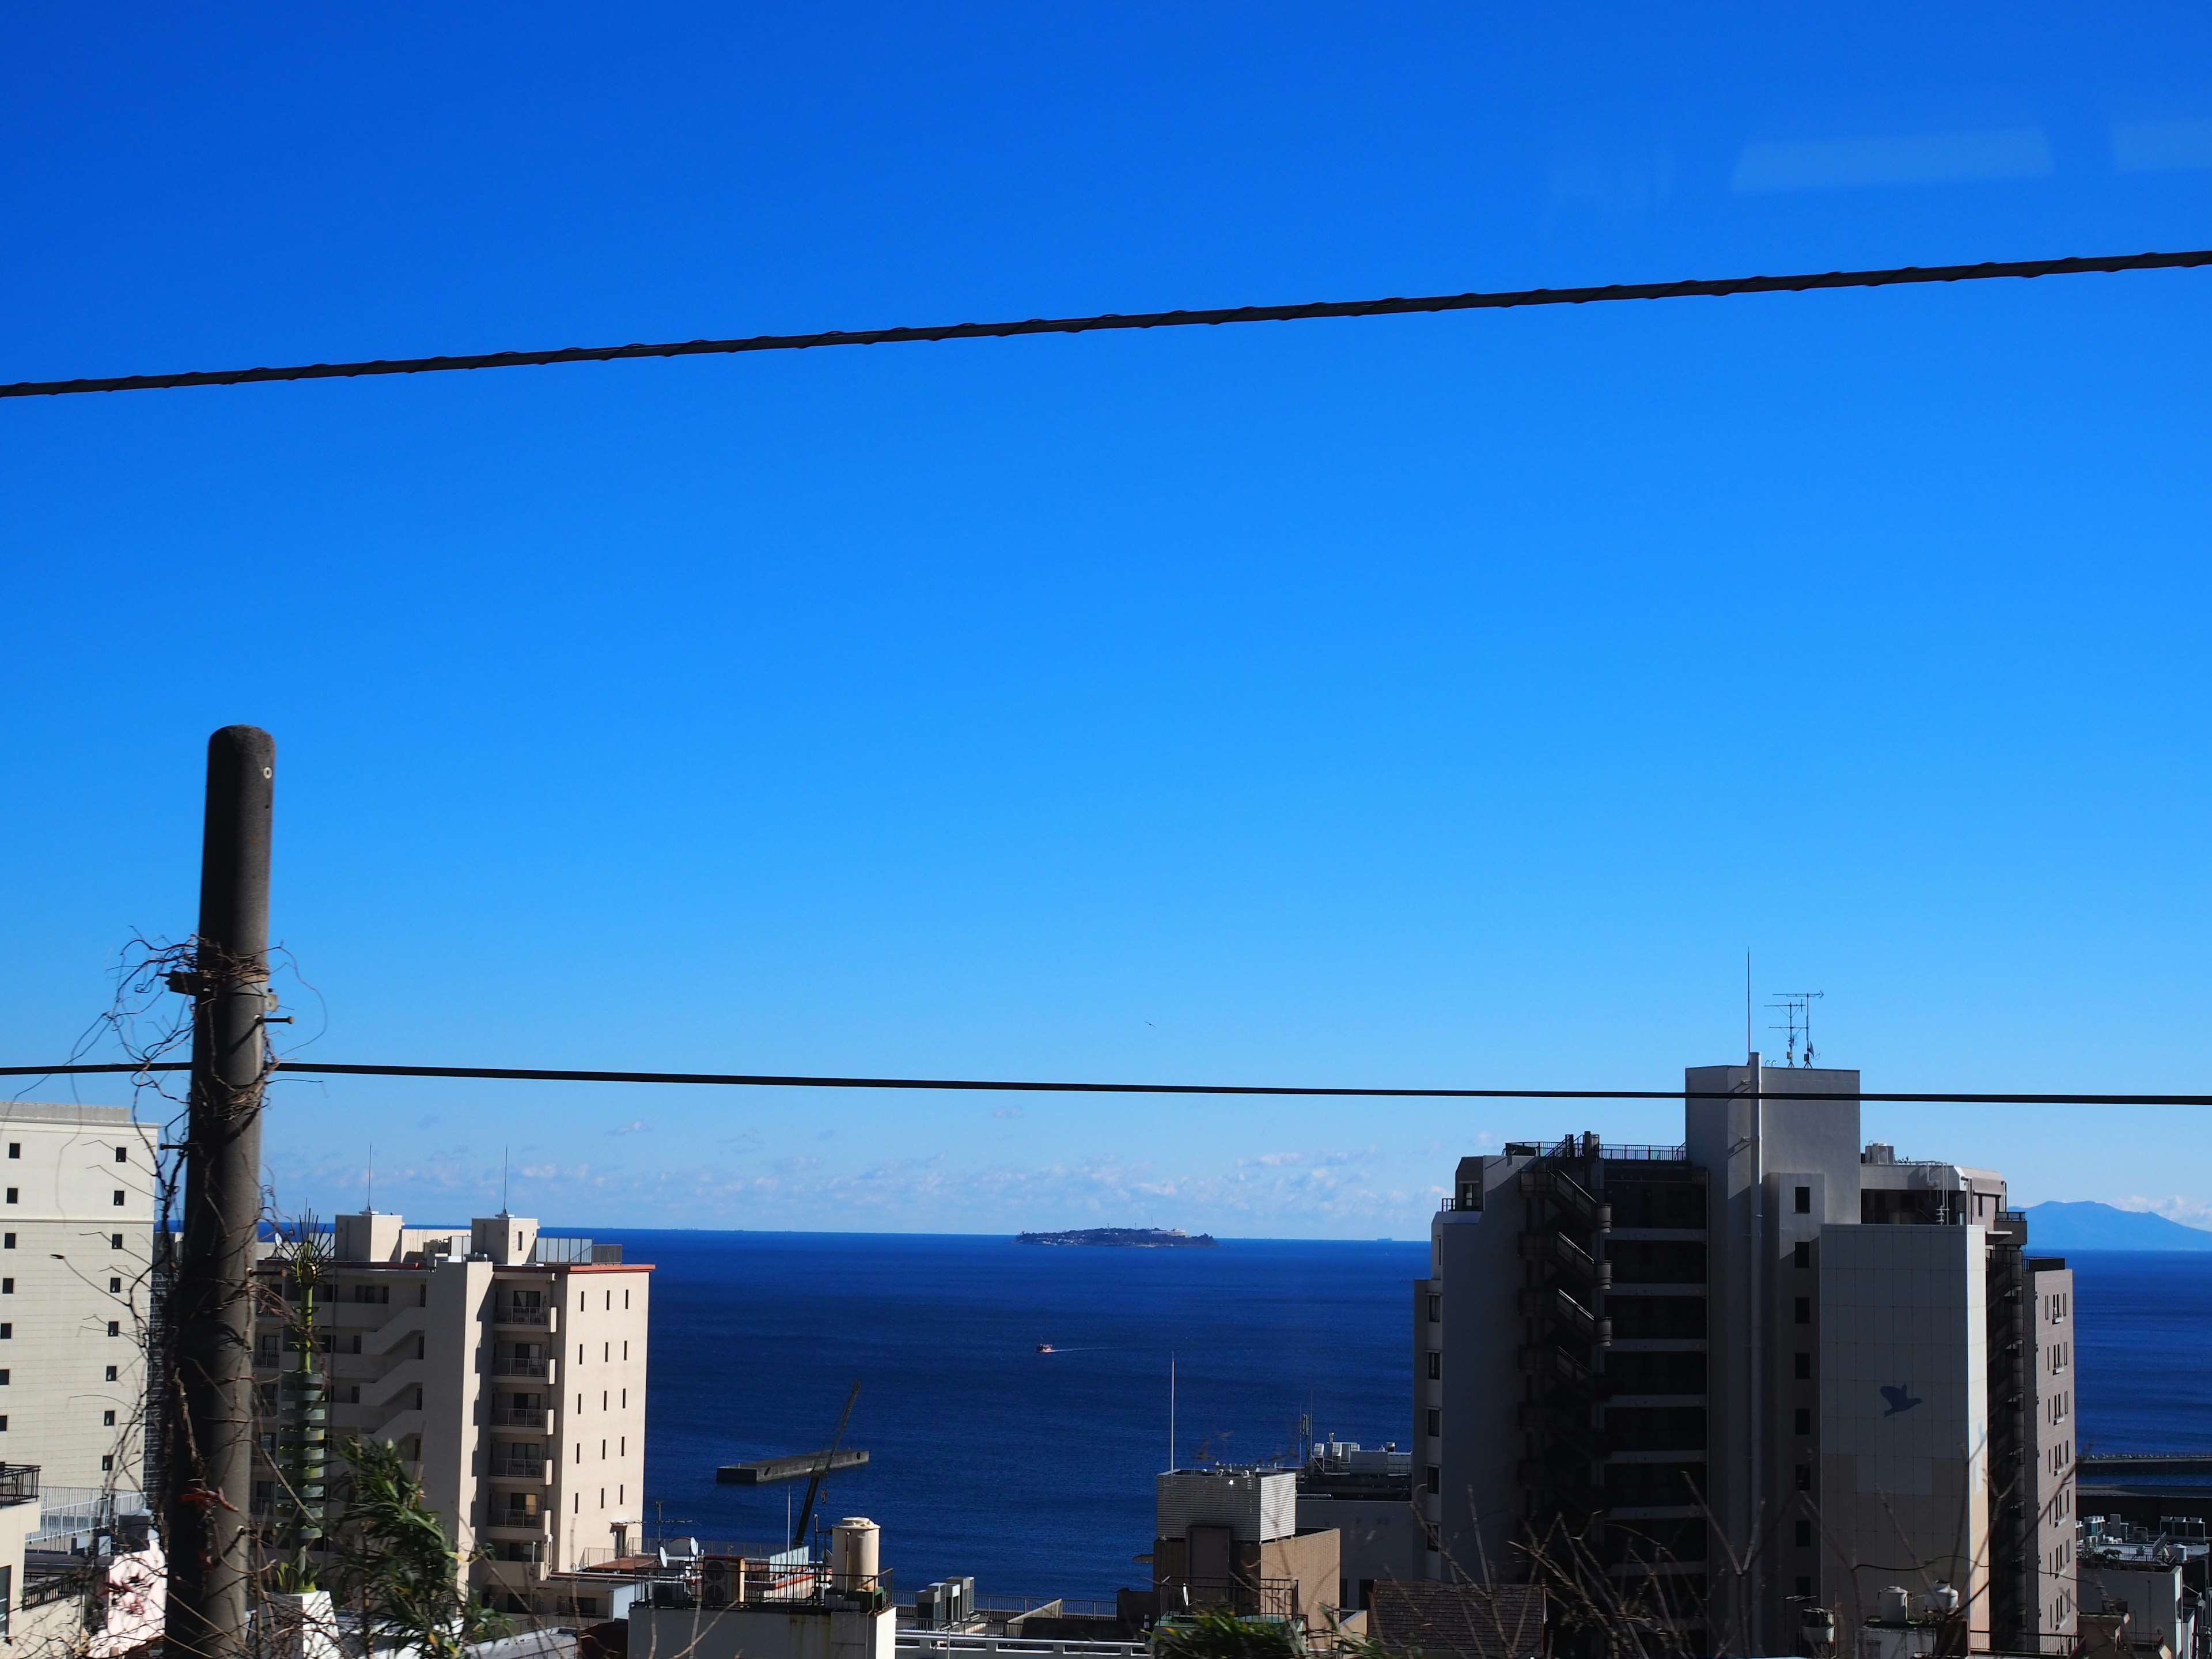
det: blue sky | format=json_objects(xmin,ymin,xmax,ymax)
[{"xmin": 5, "ymin": 5, "xmax": 2212, "ymax": 1236}]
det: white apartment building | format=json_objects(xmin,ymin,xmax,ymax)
[
  {"xmin": 254, "ymin": 1209, "xmax": 650, "ymax": 1619},
  {"xmin": 0, "ymin": 1104, "xmax": 158, "ymax": 1495}
]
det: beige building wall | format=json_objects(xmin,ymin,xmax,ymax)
[
  {"xmin": 2022, "ymin": 1260, "xmax": 2078, "ymax": 1647},
  {"xmin": 0, "ymin": 1105, "xmax": 158, "ymax": 1494},
  {"xmin": 255, "ymin": 1211, "xmax": 650, "ymax": 1613},
  {"xmin": 1818, "ymin": 1223, "xmax": 1989, "ymax": 1649}
]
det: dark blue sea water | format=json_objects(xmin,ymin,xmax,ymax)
[
  {"xmin": 594, "ymin": 1230, "xmax": 1427, "ymax": 1601},
  {"xmin": 590, "ymin": 1234, "xmax": 2212, "ymax": 1604},
  {"xmin": 2069, "ymin": 1252, "xmax": 2212, "ymax": 1454}
]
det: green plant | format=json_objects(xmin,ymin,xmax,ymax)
[
  {"xmin": 1154, "ymin": 1608, "xmax": 1306, "ymax": 1659},
  {"xmin": 330, "ymin": 1437, "xmax": 506, "ymax": 1659}
]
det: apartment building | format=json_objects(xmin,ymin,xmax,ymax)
[
  {"xmin": 253, "ymin": 1209, "xmax": 650, "ymax": 1619},
  {"xmin": 1415, "ymin": 1059, "xmax": 2075, "ymax": 1657},
  {"xmin": 0, "ymin": 1104, "xmax": 158, "ymax": 1495}
]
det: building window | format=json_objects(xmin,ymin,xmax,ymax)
[
  {"xmin": 1, "ymin": 1237, "xmax": 12, "ymax": 1251},
  {"xmin": 4, "ymin": 1192, "xmax": 14, "ymax": 1205},
  {"xmin": 1794, "ymin": 1464, "xmax": 1811, "ymax": 1491},
  {"xmin": 108, "ymin": 1277, "xmax": 120, "ymax": 1294},
  {"xmin": 1795, "ymin": 1351, "xmax": 1812, "ymax": 1379},
  {"xmin": 111, "ymin": 1234, "xmax": 122, "ymax": 1249},
  {"xmin": 1426, "ymin": 1352, "xmax": 1441, "ymax": 1380},
  {"xmin": 1794, "ymin": 1185, "xmax": 1810, "ymax": 1214},
  {"xmin": 1796, "ymin": 1575, "xmax": 1812, "ymax": 1598},
  {"xmin": 0, "ymin": 1282, "xmax": 11, "ymax": 1297},
  {"xmin": 1793, "ymin": 1241, "xmax": 1810, "ymax": 1269},
  {"xmin": 101, "ymin": 1456, "xmax": 112, "ymax": 1472},
  {"xmin": 115, "ymin": 1147, "xmax": 128, "ymax": 1164},
  {"xmin": 0, "ymin": 1372, "xmax": 8, "ymax": 1386},
  {"xmin": 1795, "ymin": 1408, "xmax": 1811, "ymax": 1435},
  {"xmin": 102, "ymin": 1410, "xmax": 115, "ymax": 1426},
  {"xmin": 1426, "ymin": 1408, "xmax": 1441, "ymax": 1436},
  {"xmin": 107, "ymin": 1321, "xmax": 119, "ymax": 1337},
  {"xmin": 623, "ymin": 1290, "xmax": 630, "ymax": 1309},
  {"xmin": 1425, "ymin": 1464, "xmax": 1441, "ymax": 1494},
  {"xmin": 0, "ymin": 1326, "xmax": 12, "ymax": 1340},
  {"xmin": 1793, "ymin": 1297, "xmax": 1810, "ymax": 1325},
  {"xmin": 1796, "ymin": 1521, "xmax": 1812, "ymax": 1548},
  {"xmin": 112, "ymin": 1191, "xmax": 125, "ymax": 1207},
  {"xmin": 1427, "ymin": 1294, "xmax": 1441, "ymax": 1323}
]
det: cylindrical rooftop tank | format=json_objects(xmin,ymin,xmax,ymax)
[
  {"xmin": 834, "ymin": 1517, "xmax": 881, "ymax": 1589},
  {"xmin": 1878, "ymin": 1586, "xmax": 1912, "ymax": 1624}
]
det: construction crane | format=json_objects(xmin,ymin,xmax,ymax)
[{"xmin": 791, "ymin": 1382, "xmax": 862, "ymax": 1550}]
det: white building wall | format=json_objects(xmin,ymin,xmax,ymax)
[
  {"xmin": 0, "ymin": 1105, "xmax": 158, "ymax": 1492},
  {"xmin": 630, "ymin": 1603, "xmax": 892, "ymax": 1659}
]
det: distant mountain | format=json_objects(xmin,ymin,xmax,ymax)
[{"xmin": 2021, "ymin": 1200, "xmax": 2212, "ymax": 1252}]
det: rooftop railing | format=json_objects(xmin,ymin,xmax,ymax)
[{"xmin": 632, "ymin": 1559, "xmax": 892, "ymax": 1611}]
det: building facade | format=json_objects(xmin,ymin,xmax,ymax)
[
  {"xmin": 1416, "ymin": 1060, "xmax": 2076, "ymax": 1657},
  {"xmin": 0, "ymin": 1105, "xmax": 158, "ymax": 1497},
  {"xmin": 253, "ymin": 1210, "xmax": 650, "ymax": 1619},
  {"xmin": 1147, "ymin": 1468, "xmax": 1341, "ymax": 1638}
]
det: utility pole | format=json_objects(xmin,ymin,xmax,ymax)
[{"xmin": 166, "ymin": 726, "xmax": 275, "ymax": 1659}]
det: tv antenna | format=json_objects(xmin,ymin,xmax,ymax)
[{"xmin": 1766, "ymin": 991, "xmax": 1825, "ymax": 1067}]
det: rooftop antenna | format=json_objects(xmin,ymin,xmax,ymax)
[
  {"xmin": 1766, "ymin": 991, "xmax": 1825, "ymax": 1067},
  {"xmin": 1745, "ymin": 953, "xmax": 1752, "ymax": 1055},
  {"xmin": 502, "ymin": 1146, "xmax": 509, "ymax": 1214},
  {"xmin": 365, "ymin": 1143, "xmax": 373, "ymax": 1213},
  {"xmin": 1169, "ymin": 1354, "xmax": 1177, "ymax": 1474}
]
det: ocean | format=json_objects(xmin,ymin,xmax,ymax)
[{"xmin": 590, "ymin": 1232, "xmax": 2212, "ymax": 1604}]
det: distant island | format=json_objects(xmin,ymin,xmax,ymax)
[
  {"xmin": 1016, "ymin": 1227, "xmax": 1218, "ymax": 1248},
  {"xmin": 2021, "ymin": 1200, "xmax": 2212, "ymax": 1252}
]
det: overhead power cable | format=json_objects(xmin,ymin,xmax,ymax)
[
  {"xmin": 1, "ymin": 1058, "xmax": 2206, "ymax": 1106},
  {"xmin": 4, "ymin": 247, "xmax": 2209, "ymax": 401}
]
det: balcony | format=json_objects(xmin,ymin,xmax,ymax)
[
  {"xmin": 0, "ymin": 1465, "xmax": 39, "ymax": 1508},
  {"xmin": 494, "ymin": 1302, "xmax": 551, "ymax": 1328},
  {"xmin": 492, "ymin": 1358, "xmax": 550, "ymax": 1379},
  {"xmin": 489, "ymin": 1457, "xmax": 551, "ymax": 1483},
  {"xmin": 485, "ymin": 1512, "xmax": 550, "ymax": 1539},
  {"xmin": 490, "ymin": 1407, "xmax": 551, "ymax": 1430}
]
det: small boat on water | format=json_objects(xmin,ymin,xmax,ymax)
[{"xmin": 1036, "ymin": 1343, "xmax": 1056, "ymax": 1354}]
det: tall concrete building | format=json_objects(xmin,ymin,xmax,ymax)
[
  {"xmin": 1415, "ymin": 1060, "xmax": 2076, "ymax": 1656},
  {"xmin": 252, "ymin": 1209, "xmax": 650, "ymax": 1620},
  {"xmin": 0, "ymin": 1104, "xmax": 158, "ymax": 1495}
]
